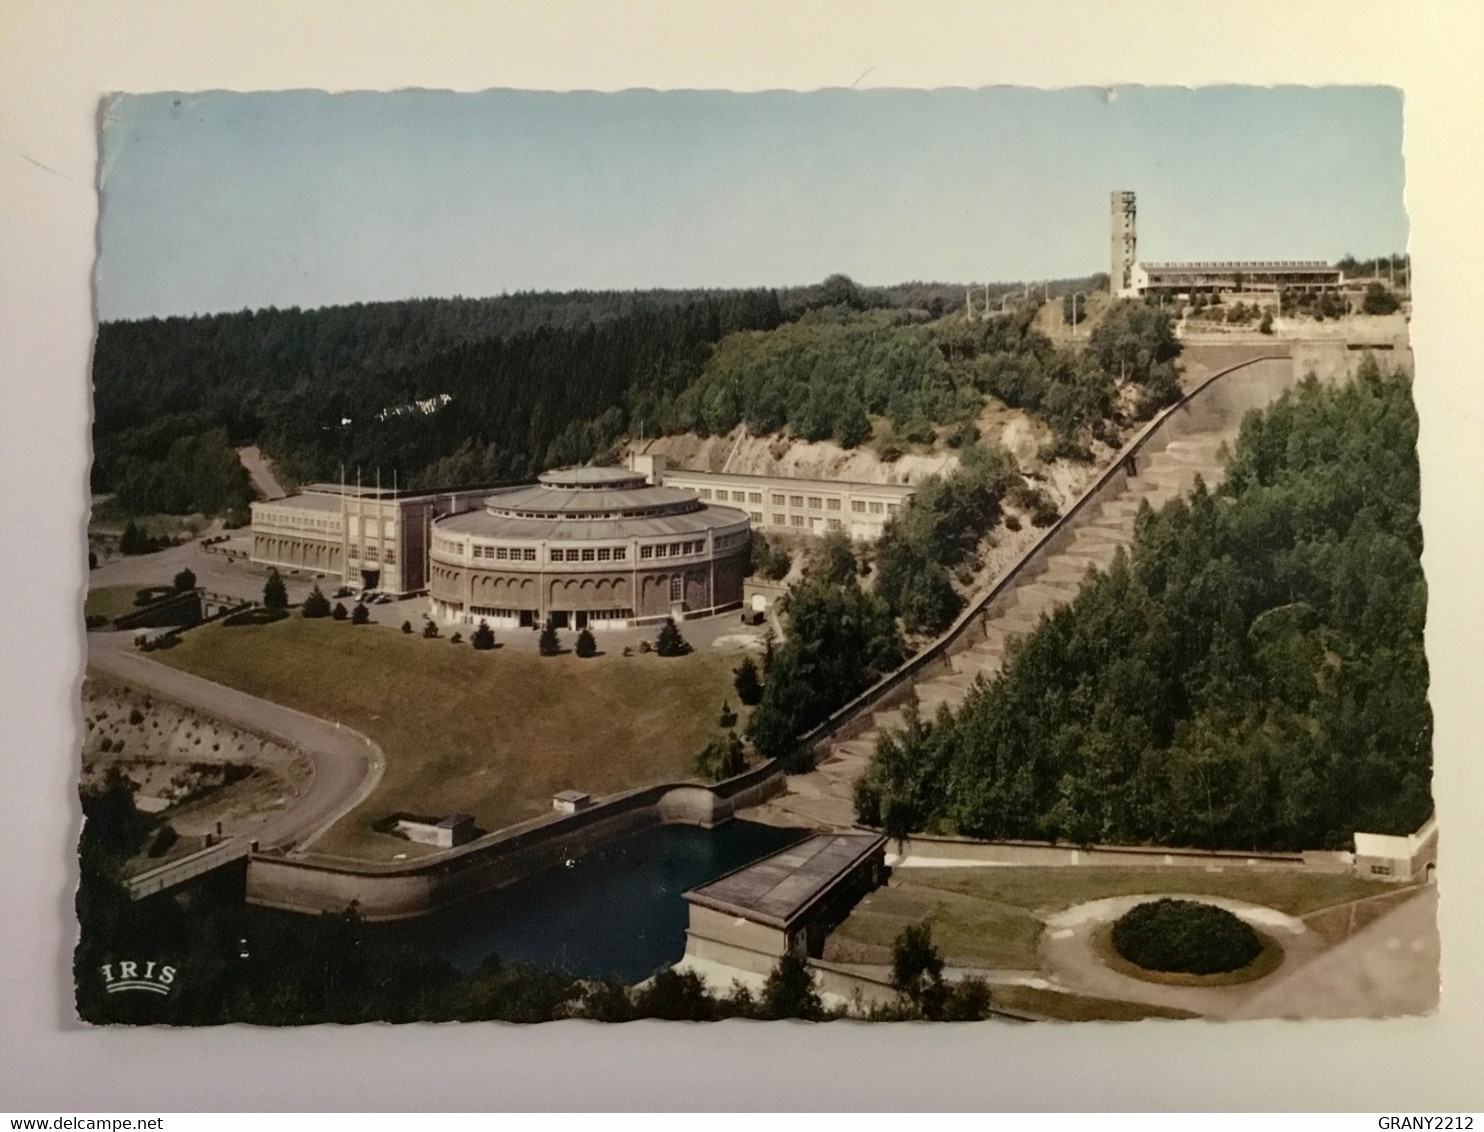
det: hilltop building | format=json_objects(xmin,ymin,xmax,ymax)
[
  {"xmin": 630, "ymin": 455, "xmax": 915, "ymax": 542},
  {"xmin": 427, "ymin": 466, "xmax": 750, "ymax": 631},
  {"xmin": 249, "ymin": 482, "xmax": 492, "ymax": 596},
  {"xmin": 1111, "ymin": 190, "xmax": 1343, "ymax": 300}
]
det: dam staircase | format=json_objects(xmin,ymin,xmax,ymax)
[{"xmin": 744, "ymin": 350, "xmax": 1300, "ymax": 831}]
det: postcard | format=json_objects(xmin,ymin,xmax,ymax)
[{"xmin": 78, "ymin": 85, "xmax": 1434, "ymax": 1026}]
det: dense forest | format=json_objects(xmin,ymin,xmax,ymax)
[
  {"xmin": 92, "ymin": 288, "xmax": 787, "ymax": 511},
  {"xmin": 91, "ymin": 274, "xmax": 1134, "ymax": 519},
  {"xmin": 854, "ymin": 360, "xmax": 1431, "ymax": 851}
]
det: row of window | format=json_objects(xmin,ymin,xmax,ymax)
[
  {"xmin": 771, "ymin": 515, "xmax": 846, "ymax": 531},
  {"xmin": 441, "ymin": 532, "xmax": 745, "ymax": 564},
  {"xmin": 491, "ymin": 505, "xmax": 685, "ymax": 521},
  {"xmin": 696, "ymin": 488, "xmax": 765, "ymax": 505},
  {"xmin": 548, "ymin": 547, "xmax": 629, "ymax": 563},
  {"xmin": 346, "ymin": 544, "xmax": 396, "ymax": 564},
  {"xmin": 262, "ymin": 511, "xmax": 340, "ymax": 532},
  {"xmin": 685, "ymin": 483, "xmax": 904, "ymax": 517},
  {"xmin": 639, "ymin": 540, "xmax": 703, "ymax": 560}
]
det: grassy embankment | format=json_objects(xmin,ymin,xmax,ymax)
[
  {"xmin": 828, "ymin": 867, "xmax": 1398, "ymax": 972},
  {"xmin": 85, "ymin": 584, "xmax": 155, "ymax": 621},
  {"xmin": 155, "ymin": 617, "xmax": 745, "ymax": 858}
]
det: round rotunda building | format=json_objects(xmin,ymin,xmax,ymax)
[{"xmin": 428, "ymin": 466, "xmax": 751, "ymax": 631}]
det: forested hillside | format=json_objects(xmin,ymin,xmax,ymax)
[
  {"xmin": 91, "ymin": 289, "xmax": 786, "ymax": 510},
  {"xmin": 854, "ymin": 360, "xmax": 1431, "ymax": 851},
  {"xmin": 92, "ymin": 278, "xmax": 1159, "ymax": 520}
]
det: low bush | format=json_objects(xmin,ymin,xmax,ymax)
[
  {"xmin": 146, "ymin": 824, "xmax": 179, "ymax": 858},
  {"xmin": 575, "ymin": 627, "xmax": 596, "ymax": 658},
  {"xmin": 1110, "ymin": 898, "xmax": 1263, "ymax": 975}
]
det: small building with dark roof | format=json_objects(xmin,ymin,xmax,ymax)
[
  {"xmin": 427, "ymin": 466, "xmax": 751, "ymax": 630},
  {"xmin": 681, "ymin": 831, "xmax": 889, "ymax": 976}
]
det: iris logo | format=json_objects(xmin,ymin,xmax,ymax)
[{"xmin": 99, "ymin": 960, "xmax": 176, "ymax": 995}]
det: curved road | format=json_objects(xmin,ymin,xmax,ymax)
[{"xmin": 87, "ymin": 630, "xmax": 383, "ymax": 853}]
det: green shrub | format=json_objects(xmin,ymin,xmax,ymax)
[
  {"xmin": 301, "ymin": 585, "xmax": 332, "ymax": 618},
  {"xmin": 332, "ymin": 602, "xmax": 348, "ymax": 621},
  {"xmin": 146, "ymin": 824, "xmax": 179, "ymax": 858},
  {"xmin": 422, "ymin": 619, "xmax": 439, "ymax": 639},
  {"xmin": 173, "ymin": 567, "xmax": 197, "ymax": 592},
  {"xmin": 538, "ymin": 619, "xmax": 561, "ymax": 656},
  {"xmin": 350, "ymin": 602, "xmax": 370, "ymax": 625},
  {"xmin": 574, "ymin": 627, "xmax": 596, "ymax": 658},
  {"xmin": 733, "ymin": 656, "xmax": 763, "ymax": 705},
  {"xmin": 263, "ymin": 569, "xmax": 288, "ymax": 612},
  {"xmin": 1111, "ymin": 898, "xmax": 1263, "ymax": 975},
  {"xmin": 695, "ymin": 731, "xmax": 746, "ymax": 780},
  {"xmin": 471, "ymin": 620, "xmax": 496, "ymax": 650},
  {"xmin": 401, "ymin": 620, "xmax": 413, "ymax": 634},
  {"xmin": 655, "ymin": 617, "xmax": 691, "ymax": 657}
]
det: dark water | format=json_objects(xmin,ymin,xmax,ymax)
[{"xmin": 374, "ymin": 820, "xmax": 806, "ymax": 984}]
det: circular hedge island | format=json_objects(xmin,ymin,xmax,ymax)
[{"xmin": 1110, "ymin": 898, "xmax": 1264, "ymax": 975}]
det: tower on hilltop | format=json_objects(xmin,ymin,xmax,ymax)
[{"xmin": 1111, "ymin": 191, "xmax": 1137, "ymax": 296}]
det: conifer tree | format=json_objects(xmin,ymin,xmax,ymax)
[
  {"xmin": 655, "ymin": 617, "xmax": 691, "ymax": 657},
  {"xmin": 263, "ymin": 569, "xmax": 288, "ymax": 612}
]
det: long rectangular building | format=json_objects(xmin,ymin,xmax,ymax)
[
  {"xmin": 1127, "ymin": 260, "xmax": 1342, "ymax": 298},
  {"xmin": 249, "ymin": 482, "xmax": 493, "ymax": 596},
  {"xmin": 630, "ymin": 455, "xmax": 915, "ymax": 542}
]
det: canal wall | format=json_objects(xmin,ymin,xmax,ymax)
[
  {"xmin": 246, "ymin": 758, "xmax": 785, "ymax": 921},
  {"xmin": 888, "ymin": 833, "xmax": 1353, "ymax": 873}
]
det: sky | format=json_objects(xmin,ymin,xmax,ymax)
[{"xmin": 96, "ymin": 86, "xmax": 1407, "ymax": 321}]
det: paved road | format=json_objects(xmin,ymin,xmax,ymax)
[
  {"xmin": 1037, "ymin": 893, "xmax": 1328, "ymax": 1019},
  {"xmin": 236, "ymin": 445, "xmax": 287, "ymax": 500},
  {"xmin": 1228, "ymin": 885, "xmax": 1439, "ymax": 1019},
  {"xmin": 87, "ymin": 630, "xmax": 383, "ymax": 853}
]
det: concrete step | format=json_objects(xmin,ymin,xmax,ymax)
[
  {"xmin": 951, "ymin": 647, "xmax": 1004, "ymax": 678},
  {"xmin": 871, "ymin": 708, "xmax": 908, "ymax": 735},
  {"xmin": 916, "ymin": 680, "xmax": 974, "ymax": 715},
  {"xmin": 830, "ymin": 736, "xmax": 880, "ymax": 761}
]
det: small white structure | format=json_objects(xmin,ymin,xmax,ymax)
[
  {"xmin": 1353, "ymin": 815, "xmax": 1438, "ymax": 882},
  {"xmin": 553, "ymin": 790, "xmax": 593, "ymax": 815},
  {"xmin": 395, "ymin": 813, "xmax": 477, "ymax": 848}
]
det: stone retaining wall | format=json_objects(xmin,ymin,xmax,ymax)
[{"xmin": 246, "ymin": 761, "xmax": 785, "ymax": 921}]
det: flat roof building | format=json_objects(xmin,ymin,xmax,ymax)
[
  {"xmin": 630, "ymin": 455, "xmax": 916, "ymax": 542},
  {"xmin": 1128, "ymin": 260, "xmax": 1343, "ymax": 299},
  {"xmin": 428, "ymin": 466, "xmax": 751, "ymax": 631},
  {"xmin": 249, "ymin": 482, "xmax": 494, "ymax": 596},
  {"xmin": 681, "ymin": 831, "xmax": 888, "ymax": 975}
]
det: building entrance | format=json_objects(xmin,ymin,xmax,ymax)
[{"xmin": 360, "ymin": 569, "xmax": 380, "ymax": 590}]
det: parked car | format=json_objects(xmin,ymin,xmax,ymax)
[
  {"xmin": 332, "ymin": 585, "xmax": 355, "ymax": 598},
  {"xmin": 374, "ymin": 594, "xmax": 394, "ymax": 604}
]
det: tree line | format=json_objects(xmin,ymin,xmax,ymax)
[
  {"xmin": 92, "ymin": 288, "xmax": 788, "ymax": 512},
  {"xmin": 854, "ymin": 359, "xmax": 1431, "ymax": 852},
  {"xmin": 92, "ymin": 283, "xmax": 1172, "ymax": 523}
]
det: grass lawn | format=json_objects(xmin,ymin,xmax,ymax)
[
  {"xmin": 898, "ymin": 866, "xmax": 1392, "ymax": 918},
  {"xmin": 828, "ymin": 866, "xmax": 1394, "ymax": 972},
  {"xmin": 826, "ymin": 882, "xmax": 1044, "ymax": 969},
  {"xmin": 156, "ymin": 616, "xmax": 746, "ymax": 858},
  {"xmin": 992, "ymin": 985, "xmax": 1199, "ymax": 1022},
  {"xmin": 86, "ymin": 584, "xmax": 156, "ymax": 621}
]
